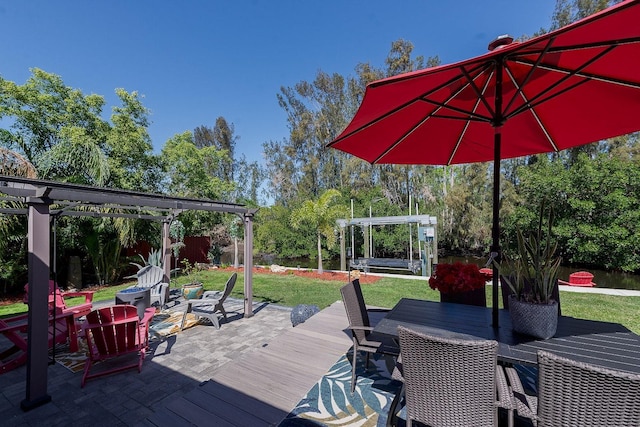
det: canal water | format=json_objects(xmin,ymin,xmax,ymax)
[{"xmin": 256, "ymin": 255, "xmax": 640, "ymax": 291}]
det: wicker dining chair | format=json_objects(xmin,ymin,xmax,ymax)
[
  {"xmin": 340, "ymin": 280, "xmax": 399, "ymax": 393},
  {"xmin": 505, "ymin": 350, "xmax": 640, "ymax": 427},
  {"xmin": 397, "ymin": 326, "xmax": 513, "ymax": 427}
]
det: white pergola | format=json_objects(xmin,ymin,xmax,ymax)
[{"xmin": 0, "ymin": 176, "xmax": 257, "ymax": 410}]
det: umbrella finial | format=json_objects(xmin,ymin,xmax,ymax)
[{"xmin": 488, "ymin": 34, "xmax": 514, "ymax": 51}]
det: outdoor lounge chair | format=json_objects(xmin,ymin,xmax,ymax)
[
  {"xmin": 126, "ymin": 265, "xmax": 169, "ymax": 309},
  {"xmin": 81, "ymin": 305, "xmax": 155, "ymax": 387},
  {"xmin": 504, "ymin": 350, "xmax": 640, "ymax": 426},
  {"xmin": 340, "ymin": 280, "xmax": 399, "ymax": 393},
  {"xmin": 397, "ymin": 326, "xmax": 513, "ymax": 427},
  {"xmin": 179, "ymin": 272, "xmax": 237, "ymax": 330},
  {"xmin": 24, "ymin": 279, "xmax": 94, "ymax": 320},
  {"xmin": 0, "ymin": 310, "xmax": 75, "ymax": 374},
  {"xmin": 23, "ymin": 280, "xmax": 94, "ymax": 352}
]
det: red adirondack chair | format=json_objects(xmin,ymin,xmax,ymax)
[
  {"xmin": 0, "ymin": 310, "xmax": 76, "ymax": 374},
  {"xmin": 23, "ymin": 280, "xmax": 94, "ymax": 352},
  {"xmin": 81, "ymin": 305, "xmax": 155, "ymax": 387}
]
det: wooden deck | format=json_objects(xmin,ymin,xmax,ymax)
[{"xmin": 144, "ymin": 301, "xmax": 352, "ymax": 426}]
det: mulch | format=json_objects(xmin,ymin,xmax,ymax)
[{"xmin": 216, "ymin": 266, "xmax": 382, "ymax": 284}]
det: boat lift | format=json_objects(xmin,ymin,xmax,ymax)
[{"xmin": 336, "ymin": 215, "xmax": 437, "ymax": 276}]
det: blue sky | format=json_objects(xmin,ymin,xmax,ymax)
[{"xmin": 0, "ymin": 1, "xmax": 556, "ymax": 165}]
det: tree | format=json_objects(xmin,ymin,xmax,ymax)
[
  {"xmin": 106, "ymin": 88, "xmax": 162, "ymax": 192},
  {"xmin": 0, "ymin": 68, "xmax": 110, "ymax": 185},
  {"xmin": 233, "ymin": 154, "xmax": 265, "ymax": 205},
  {"xmin": 161, "ymin": 131, "xmax": 236, "ymax": 236},
  {"xmin": 227, "ymin": 216, "xmax": 243, "ymax": 268},
  {"xmin": 161, "ymin": 131, "xmax": 234, "ymax": 200},
  {"xmin": 194, "ymin": 117, "xmax": 237, "ymax": 182},
  {"xmin": 290, "ymin": 189, "xmax": 348, "ymax": 273},
  {"xmin": 264, "ymin": 39, "xmax": 439, "ymax": 208}
]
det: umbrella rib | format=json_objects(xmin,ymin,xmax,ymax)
[
  {"xmin": 460, "ymin": 64, "xmax": 496, "ymax": 119},
  {"xmin": 447, "ymin": 74, "xmax": 493, "ymax": 164},
  {"xmin": 502, "ymin": 37, "xmax": 555, "ymax": 117},
  {"xmin": 507, "ymin": 75, "xmax": 560, "ymax": 152},
  {"xmin": 509, "ymin": 36, "xmax": 640, "ymax": 58},
  {"xmin": 515, "ymin": 58, "xmax": 640, "ymax": 90},
  {"xmin": 328, "ymin": 63, "xmax": 490, "ymax": 147},
  {"xmin": 507, "ymin": 79, "xmax": 589, "ymax": 120},
  {"xmin": 374, "ymin": 66, "xmax": 494, "ymax": 164},
  {"xmin": 417, "ymin": 64, "xmax": 495, "ymax": 123},
  {"xmin": 505, "ymin": 44, "xmax": 619, "ymax": 119}
]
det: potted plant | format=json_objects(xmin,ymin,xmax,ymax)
[
  {"xmin": 180, "ymin": 259, "xmax": 204, "ymax": 299},
  {"xmin": 429, "ymin": 262, "xmax": 489, "ymax": 307},
  {"xmin": 497, "ymin": 200, "xmax": 562, "ymax": 339}
]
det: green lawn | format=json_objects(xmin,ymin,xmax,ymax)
[{"xmin": 2, "ymin": 269, "xmax": 639, "ymax": 334}]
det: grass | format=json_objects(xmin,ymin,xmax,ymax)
[{"xmin": 2, "ymin": 269, "xmax": 639, "ymax": 334}]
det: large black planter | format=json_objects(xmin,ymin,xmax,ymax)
[
  {"xmin": 440, "ymin": 286, "xmax": 486, "ymax": 307},
  {"xmin": 508, "ymin": 295, "xmax": 558, "ymax": 339}
]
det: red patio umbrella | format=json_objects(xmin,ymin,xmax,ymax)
[{"xmin": 328, "ymin": 0, "xmax": 640, "ymax": 327}]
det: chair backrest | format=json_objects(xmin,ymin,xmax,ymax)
[
  {"xmin": 137, "ymin": 265, "xmax": 165, "ymax": 287},
  {"xmin": 219, "ymin": 272, "xmax": 238, "ymax": 303},
  {"xmin": 537, "ymin": 350, "xmax": 640, "ymax": 427},
  {"xmin": 340, "ymin": 280, "xmax": 370, "ymax": 344},
  {"xmin": 23, "ymin": 279, "xmax": 57, "ymax": 304},
  {"xmin": 24, "ymin": 280, "xmax": 75, "ymax": 313},
  {"xmin": 84, "ymin": 305, "xmax": 143, "ymax": 357},
  {"xmin": 398, "ymin": 325, "xmax": 498, "ymax": 427}
]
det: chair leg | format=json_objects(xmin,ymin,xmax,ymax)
[
  {"xmin": 386, "ymin": 383, "xmax": 404, "ymax": 427},
  {"xmin": 209, "ymin": 314, "xmax": 221, "ymax": 329},
  {"xmin": 180, "ymin": 305, "xmax": 192, "ymax": 330},
  {"xmin": 218, "ymin": 305, "xmax": 228, "ymax": 320},
  {"xmin": 351, "ymin": 348, "xmax": 358, "ymax": 394}
]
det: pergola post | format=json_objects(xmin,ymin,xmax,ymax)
[
  {"xmin": 339, "ymin": 226, "xmax": 346, "ymax": 271},
  {"xmin": 21, "ymin": 199, "xmax": 52, "ymax": 411},
  {"xmin": 162, "ymin": 220, "xmax": 171, "ymax": 285},
  {"xmin": 243, "ymin": 209, "xmax": 257, "ymax": 318}
]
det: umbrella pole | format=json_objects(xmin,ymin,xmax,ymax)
[{"xmin": 491, "ymin": 129, "xmax": 501, "ymax": 328}]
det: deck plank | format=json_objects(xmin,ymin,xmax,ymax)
[{"xmin": 144, "ymin": 301, "xmax": 352, "ymax": 426}]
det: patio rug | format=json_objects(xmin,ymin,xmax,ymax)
[
  {"xmin": 51, "ymin": 340, "xmax": 89, "ymax": 373},
  {"xmin": 53, "ymin": 311, "xmax": 200, "ymax": 373},
  {"xmin": 148, "ymin": 311, "xmax": 199, "ymax": 339},
  {"xmin": 278, "ymin": 353, "xmax": 536, "ymax": 427},
  {"xmin": 279, "ymin": 353, "xmax": 403, "ymax": 426}
]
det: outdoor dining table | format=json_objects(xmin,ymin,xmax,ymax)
[{"xmin": 373, "ymin": 298, "xmax": 640, "ymax": 374}]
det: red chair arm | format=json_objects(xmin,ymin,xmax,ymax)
[{"xmin": 61, "ymin": 290, "xmax": 94, "ymax": 303}]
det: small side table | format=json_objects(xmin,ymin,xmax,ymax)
[{"xmin": 115, "ymin": 287, "xmax": 151, "ymax": 319}]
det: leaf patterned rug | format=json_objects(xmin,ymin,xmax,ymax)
[
  {"xmin": 148, "ymin": 311, "xmax": 199, "ymax": 339},
  {"xmin": 279, "ymin": 353, "xmax": 403, "ymax": 426}
]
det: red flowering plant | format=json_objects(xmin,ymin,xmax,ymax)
[{"xmin": 428, "ymin": 262, "xmax": 488, "ymax": 294}]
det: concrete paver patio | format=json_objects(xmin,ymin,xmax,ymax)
[{"xmin": 0, "ymin": 297, "xmax": 295, "ymax": 427}]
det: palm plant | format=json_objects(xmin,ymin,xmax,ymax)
[{"xmin": 290, "ymin": 189, "xmax": 348, "ymax": 274}]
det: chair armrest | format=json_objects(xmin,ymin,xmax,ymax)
[
  {"xmin": 202, "ymin": 290, "xmax": 223, "ymax": 300},
  {"xmin": 495, "ymin": 366, "xmax": 515, "ymax": 410},
  {"xmin": 62, "ymin": 290, "xmax": 94, "ymax": 303},
  {"xmin": 504, "ymin": 366, "xmax": 538, "ymax": 421},
  {"xmin": 346, "ymin": 325, "xmax": 375, "ymax": 332},
  {"xmin": 140, "ymin": 307, "xmax": 155, "ymax": 326},
  {"xmin": 0, "ymin": 315, "xmax": 29, "ymax": 333},
  {"xmin": 184, "ymin": 298, "xmax": 216, "ymax": 308}
]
